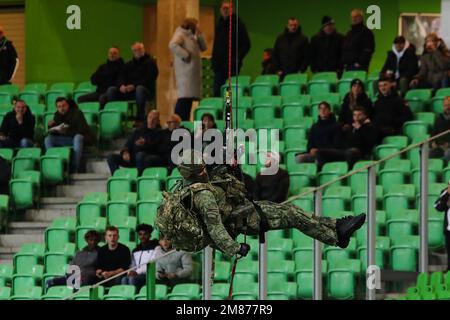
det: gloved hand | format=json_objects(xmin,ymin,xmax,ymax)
[{"xmin": 237, "ymin": 243, "xmax": 251, "ymax": 257}]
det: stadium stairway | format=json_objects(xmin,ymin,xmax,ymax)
[{"xmin": 0, "ymin": 138, "xmax": 125, "ymax": 266}]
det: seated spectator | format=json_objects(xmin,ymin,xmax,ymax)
[
  {"xmin": 121, "ymin": 224, "xmax": 159, "ymax": 290},
  {"xmin": 310, "ymin": 16, "xmax": 344, "ymax": 75},
  {"xmin": 194, "ymin": 112, "xmax": 218, "ymax": 147},
  {"xmin": 45, "ymin": 98, "xmax": 92, "ymax": 173},
  {"xmin": 106, "ymin": 42, "xmax": 159, "ymax": 127},
  {"xmin": 156, "ymin": 235, "xmax": 193, "ymax": 287},
  {"xmin": 296, "ymin": 102, "xmax": 342, "ymax": 164},
  {"xmin": 339, "ymin": 79, "xmax": 373, "ymax": 131},
  {"xmin": 316, "ymin": 107, "xmax": 377, "ymax": 167},
  {"xmin": 434, "ymin": 184, "xmax": 450, "ymax": 271},
  {"xmin": 254, "ymin": 151, "xmax": 289, "ymax": 203},
  {"xmin": 373, "ymin": 75, "xmax": 413, "ymax": 143},
  {"xmin": 0, "ymin": 100, "xmax": 35, "ymax": 148},
  {"xmin": 77, "ymin": 46, "xmax": 125, "ymax": 107},
  {"xmin": 430, "ymin": 96, "xmax": 450, "ymax": 161},
  {"xmin": 159, "ymin": 114, "xmax": 186, "ymax": 171},
  {"xmin": 107, "ymin": 110, "xmax": 165, "ymax": 175},
  {"xmin": 410, "ymin": 33, "xmax": 450, "ymax": 90},
  {"xmin": 0, "ymin": 26, "xmax": 18, "ymax": 85},
  {"xmin": 95, "ymin": 226, "xmax": 131, "ymax": 287},
  {"xmin": 381, "ymin": 36, "xmax": 419, "ymax": 96},
  {"xmin": 45, "ymin": 230, "xmax": 101, "ymax": 291},
  {"xmin": 261, "ymin": 48, "xmax": 276, "ymax": 75}
]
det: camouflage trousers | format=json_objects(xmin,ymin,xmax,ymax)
[{"xmin": 252, "ymin": 201, "xmax": 338, "ymax": 246}]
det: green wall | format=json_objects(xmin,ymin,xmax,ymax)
[
  {"xmin": 2, "ymin": 0, "xmax": 440, "ymax": 83},
  {"xmin": 25, "ymin": 0, "xmax": 143, "ymax": 84},
  {"xmin": 238, "ymin": 0, "xmax": 441, "ymax": 79}
]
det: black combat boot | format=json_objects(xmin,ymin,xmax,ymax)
[{"xmin": 336, "ymin": 214, "xmax": 366, "ymax": 248}]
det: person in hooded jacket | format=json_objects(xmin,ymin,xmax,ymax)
[
  {"xmin": 0, "ymin": 26, "xmax": 18, "ymax": 85},
  {"xmin": 381, "ymin": 36, "xmax": 419, "ymax": 96},
  {"xmin": 272, "ymin": 17, "xmax": 309, "ymax": 79}
]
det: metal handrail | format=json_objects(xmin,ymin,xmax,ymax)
[{"xmin": 283, "ymin": 129, "xmax": 450, "ymax": 204}]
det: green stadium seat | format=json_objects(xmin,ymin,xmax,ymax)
[
  {"xmin": 9, "ymin": 170, "xmax": 41, "ymax": 210},
  {"xmin": 308, "ymin": 72, "xmax": 338, "ymax": 95},
  {"xmin": 22, "ymin": 83, "xmax": 47, "ymax": 95},
  {"xmin": 200, "ymin": 97, "xmax": 224, "ymax": 109},
  {"xmin": 137, "ymin": 178, "xmax": 161, "ymax": 199},
  {"xmin": 104, "ymin": 285, "xmax": 136, "ymax": 300},
  {"xmin": 318, "ymin": 162, "xmax": 348, "ymax": 187},
  {"xmin": 431, "ymin": 88, "xmax": 450, "ymax": 113},
  {"xmin": 403, "ymin": 121, "xmax": 428, "ymax": 141},
  {"xmin": 136, "ymin": 201, "xmax": 158, "ymax": 225},
  {"xmin": 40, "ymin": 147, "xmax": 71, "ymax": 185},
  {"xmin": 327, "ymin": 259, "xmax": 360, "ymax": 299},
  {"xmin": 375, "ymin": 144, "xmax": 400, "ymax": 160},
  {"xmin": 10, "ymin": 285, "xmax": 42, "ymax": 300},
  {"xmin": 0, "ymin": 265, "xmax": 13, "ymax": 286},
  {"xmin": 292, "ymin": 229, "xmax": 314, "ymax": 252},
  {"xmin": 43, "ymin": 254, "xmax": 69, "ymax": 284},
  {"xmin": 279, "ymin": 74, "xmax": 308, "ymax": 97},
  {"xmin": 390, "ymin": 235, "xmax": 419, "ymax": 271},
  {"xmin": 194, "ymin": 107, "xmax": 221, "ymax": 121},
  {"xmin": 135, "ymin": 284, "xmax": 168, "ymax": 300},
  {"xmin": 107, "ymin": 168, "xmax": 137, "ymax": 197},
  {"xmin": 0, "ymin": 84, "xmax": 19, "ymax": 95},
  {"xmin": 268, "ymin": 278, "xmax": 297, "ymax": 300},
  {"xmin": 11, "ymin": 148, "xmax": 42, "ymax": 177},
  {"xmin": 0, "ymin": 92, "xmax": 13, "ymax": 105},
  {"xmin": 213, "ymin": 261, "xmax": 231, "ymax": 282},
  {"xmin": 99, "ymin": 110, "xmax": 123, "ymax": 139},
  {"xmin": 281, "ymin": 104, "xmax": 309, "ymax": 126},
  {"xmin": 384, "ymin": 184, "xmax": 415, "ymax": 217},
  {"xmin": 0, "ymin": 286, "xmax": 11, "ymax": 300},
  {"xmin": 167, "ymin": 283, "xmax": 201, "ymax": 300},
  {"xmin": 250, "ymin": 75, "xmax": 280, "ymax": 97},
  {"xmin": 284, "ymin": 126, "xmax": 307, "ymax": 150},
  {"xmin": 79, "ymin": 102, "xmax": 100, "ymax": 126},
  {"xmin": 337, "ymin": 74, "xmax": 367, "ymax": 97},
  {"xmin": 42, "ymin": 286, "xmax": 73, "ymax": 300},
  {"xmin": 46, "ymin": 92, "xmax": 70, "ymax": 111},
  {"xmin": 357, "ymin": 235, "xmax": 390, "ymax": 270},
  {"xmin": 71, "ymin": 286, "xmax": 105, "ymax": 300},
  {"xmin": 211, "ymin": 283, "xmax": 230, "ymax": 300},
  {"xmin": 416, "ymin": 112, "xmax": 435, "ymax": 130},
  {"xmin": 382, "ymin": 136, "xmax": 408, "ymax": 149},
  {"xmin": 405, "ymin": 89, "xmax": 432, "ymax": 112},
  {"xmin": 0, "ymin": 148, "xmax": 14, "ymax": 162},
  {"xmin": 288, "ymin": 163, "xmax": 317, "ymax": 194},
  {"xmin": 74, "ymin": 81, "xmax": 96, "ymax": 102},
  {"xmin": 232, "ymin": 282, "xmax": 258, "ymax": 300}
]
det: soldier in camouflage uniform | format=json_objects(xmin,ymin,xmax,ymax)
[{"xmin": 177, "ymin": 151, "xmax": 366, "ymax": 258}]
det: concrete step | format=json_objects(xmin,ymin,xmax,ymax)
[
  {"xmin": 8, "ymin": 222, "xmax": 51, "ymax": 235},
  {"xmin": 0, "ymin": 234, "xmax": 44, "ymax": 248},
  {"xmin": 0, "ymin": 247, "xmax": 18, "ymax": 262},
  {"xmin": 86, "ymin": 160, "xmax": 111, "ymax": 175},
  {"xmin": 40, "ymin": 197, "xmax": 80, "ymax": 210},
  {"xmin": 25, "ymin": 208, "xmax": 76, "ymax": 222},
  {"xmin": 56, "ymin": 184, "xmax": 107, "ymax": 198},
  {"xmin": 70, "ymin": 173, "xmax": 110, "ymax": 184}
]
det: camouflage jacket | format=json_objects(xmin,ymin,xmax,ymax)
[{"xmin": 188, "ymin": 172, "xmax": 260, "ymax": 258}]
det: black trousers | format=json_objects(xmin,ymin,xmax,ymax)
[
  {"xmin": 175, "ymin": 98, "xmax": 196, "ymax": 121},
  {"xmin": 77, "ymin": 92, "xmax": 108, "ymax": 108},
  {"xmin": 446, "ymin": 231, "xmax": 450, "ymax": 271},
  {"xmin": 316, "ymin": 148, "xmax": 362, "ymax": 169}
]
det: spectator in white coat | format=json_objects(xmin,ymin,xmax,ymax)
[{"xmin": 169, "ymin": 18, "xmax": 207, "ymax": 121}]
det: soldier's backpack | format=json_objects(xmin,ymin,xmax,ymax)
[{"xmin": 155, "ymin": 183, "xmax": 214, "ymax": 252}]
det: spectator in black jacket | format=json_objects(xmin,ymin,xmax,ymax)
[
  {"xmin": 159, "ymin": 114, "xmax": 186, "ymax": 171},
  {"xmin": 339, "ymin": 79, "xmax": 373, "ymax": 130},
  {"xmin": 0, "ymin": 100, "xmax": 35, "ymax": 148},
  {"xmin": 96, "ymin": 226, "xmax": 131, "ymax": 287},
  {"xmin": 342, "ymin": 9, "xmax": 375, "ymax": 71},
  {"xmin": 107, "ymin": 42, "xmax": 159, "ymax": 126},
  {"xmin": 316, "ymin": 107, "xmax": 377, "ymax": 168},
  {"xmin": 254, "ymin": 151, "xmax": 289, "ymax": 203},
  {"xmin": 273, "ymin": 17, "xmax": 309, "ymax": 79},
  {"xmin": 77, "ymin": 47, "xmax": 125, "ymax": 107},
  {"xmin": 261, "ymin": 48, "xmax": 277, "ymax": 75},
  {"xmin": 434, "ymin": 185, "xmax": 450, "ymax": 270},
  {"xmin": 212, "ymin": 0, "xmax": 251, "ymax": 97},
  {"xmin": 310, "ymin": 16, "xmax": 344, "ymax": 75},
  {"xmin": 296, "ymin": 102, "xmax": 342, "ymax": 164},
  {"xmin": 0, "ymin": 26, "xmax": 18, "ymax": 85},
  {"xmin": 107, "ymin": 110, "xmax": 165, "ymax": 175},
  {"xmin": 373, "ymin": 75, "xmax": 413, "ymax": 143},
  {"xmin": 430, "ymin": 97, "xmax": 450, "ymax": 161},
  {"xmin": 0, "ymin": 156, "xmax": 10, "ymax": 196},
  {"xmin": 381, "ymin": 36, "xmax": 419, "ymax": 96}
]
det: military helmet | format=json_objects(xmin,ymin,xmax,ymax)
[{"xmin": 177, "ymin": 149, "xmax": 206, "ymax": 179}]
